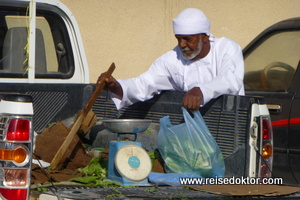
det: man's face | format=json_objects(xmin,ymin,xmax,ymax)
[{"xmin": 175, "ymin": 34, "xmax": 203, "ymax": 60}]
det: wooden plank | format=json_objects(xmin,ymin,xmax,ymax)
[{"xmin": 50, "ymin": 63, "xmax": 116, "ymax": 169}]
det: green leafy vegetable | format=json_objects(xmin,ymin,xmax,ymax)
[
  {"xmin": 69, "ymin": 157, "xmax": 109, "ymax": 185},
  {"xmin": 77, "ymin": 157, "xmax": 107, "ymax": 178}
]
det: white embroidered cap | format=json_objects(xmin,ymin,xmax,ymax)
[{"xmin": 173, "ymin": 8, "xmax": 211, "ymax": 35}]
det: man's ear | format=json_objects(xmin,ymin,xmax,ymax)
[{"xmin": 202, "ymin": 34, "xmax": 210, "ymax": 43}]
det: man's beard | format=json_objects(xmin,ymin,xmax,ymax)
[{"xmin": 181, "ymin": 36, "xmax": 203, "ymax": 60}]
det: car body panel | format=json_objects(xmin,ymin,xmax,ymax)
[{"xmin": 244, "ymin": 17, "xmax": 300, "ymax": 185}]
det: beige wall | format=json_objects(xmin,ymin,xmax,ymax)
[{"xmin": 61, "ymin": 0, "xmax": 299, "ymax": 83}]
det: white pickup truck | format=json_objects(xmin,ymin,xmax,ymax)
[{"xmin": 0, "ymin": 1, "xmax": 273, "ymax": 200}]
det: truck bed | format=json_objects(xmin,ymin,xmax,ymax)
[{"xmin": 91, "ymin": 91, "xmax": 266, "ymax": 178}]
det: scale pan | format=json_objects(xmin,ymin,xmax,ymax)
[{"xmin": 102, "ymin": 119, "xmax": 152, "ymax": 133}]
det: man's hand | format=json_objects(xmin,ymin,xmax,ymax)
[
  {"xmin": 182, "ymin": 87, "xmax": 203, "ymax": 110},
  {"xmin": 98, "ymin": 72, "xmax": 123, "ymax": 98}
]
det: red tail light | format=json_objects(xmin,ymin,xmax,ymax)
[
  {"xmin": 6, "ymin": 119, "xmax": 30, "ymax": 141},
  {"xmin": 0, "ymin": 116, "xmax": 32, "ymax": 200},
  {"xmin": 0, "ymin": 94, "xmax": 33, "ymax": 200},
  {"xmin": 262, "ymin": 118, "xmax": 271, "ymax": 140},
  {"xmin": 0, "ymin": 188, "xmax": 28, "ymax": 200},
  {"xmin": 260, "ymin": 116, "xmax": 273, "ymax": 178}
]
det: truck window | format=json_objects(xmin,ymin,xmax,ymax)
[
  {"xmin": 0, "ymin": 6, "xmax": 74, "ymax": 79},
  {"xmin": 244, "ymin": 31, "xmax": 300, "ymax": 91}
]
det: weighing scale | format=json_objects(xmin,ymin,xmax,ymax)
[{"xmin": 102, "ymin": 119, "xmax": 152, "ymax": 186}]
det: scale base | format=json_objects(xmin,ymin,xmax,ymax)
[
  {"xmin": 106, "ymin": 177, "xmax": 152, "ymax": 187},
  {"xmin": 108, "ymin": 140, "xmax": 152, "ymax": 186}
]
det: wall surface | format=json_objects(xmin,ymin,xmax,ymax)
[{"xmin": 61, "ymin": 0, "xmax": 299, "ymax": 83}]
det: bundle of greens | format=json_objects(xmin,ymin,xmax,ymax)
[{"xmin": 69, "ymin": 157, "xmax": 117, "ymax": 186}]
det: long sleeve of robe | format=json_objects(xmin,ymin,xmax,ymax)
[{"xmin": 111, "ymin": 36, "xmax": 245, "ymax": 110}]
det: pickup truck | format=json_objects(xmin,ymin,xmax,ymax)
[
  {"xmin": 0, "ymin": 0, "xmax": 292, "ymax": 199},
  {"xmin": 0, "ymin": 94, "xmax": 34, "ymax": 200},
  {"xmin": 243, "ymin": 16, "xmax": 300, "ymax": 186}
]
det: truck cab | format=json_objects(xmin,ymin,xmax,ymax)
[
  {"xmin": 0, "ymin": 0, "xmax": 89, "ymax": 84},
  {"xmin": 244, "ymin": 17, "xmax": 300, "ymax": 185},
  {"xmin": 0, "ymin": 1, "xmax": 90, "ymax": 199},
  {"xmin": 0, "ymin": 0, "xmax": 94, "ymax": 135}
]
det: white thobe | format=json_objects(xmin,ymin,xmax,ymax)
[{"xmin": 112, "ymin": 36, "xmax": 245, "ymax": 110}]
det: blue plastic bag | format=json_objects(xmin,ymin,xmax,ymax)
[{"xmin": 157, "ymin": 108, "xmax": 225, "ymax": 178}]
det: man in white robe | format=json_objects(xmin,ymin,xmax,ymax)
[{"xmin": 101, "ymin": 8, "xmax": 245, "ymax": 110}]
